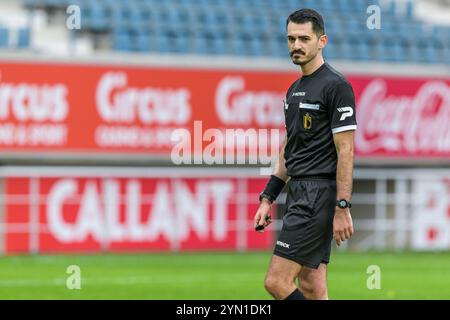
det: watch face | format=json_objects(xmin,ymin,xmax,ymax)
[{"xmin": 340, "ymin": 200, "xmax": 346, "ymax": 208}]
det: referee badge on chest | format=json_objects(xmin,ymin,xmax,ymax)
[{"xmin": 303, "ymin": 113, "xmax": 312, "ymax": 130}]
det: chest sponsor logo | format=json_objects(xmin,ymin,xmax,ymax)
[
  {"xmin": 299, "ymin": 103, "xmax": 320, "ymax": 110},
  {"xmin": 337, "ymin": 106, "xmax": 354, "ymax": 121},
  {"xmin": 292, "ymin": 92, "xmax": 306, "ymax": 97},
  {"xmin": 303, "ymin": 113, "xmax": 312, "ymax": 130}
]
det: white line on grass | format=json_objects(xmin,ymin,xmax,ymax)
[{"xmin": 0, "ymin": 273, "xmax": 258, "ymax": 287}]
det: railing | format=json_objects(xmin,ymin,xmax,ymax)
[{"xmin": 0, "ymin": 167, "xmax": 449, "ymax": 254}]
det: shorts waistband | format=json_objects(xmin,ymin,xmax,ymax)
[{"xmin": 290, "ymin": 174, "xmax": 336, "ymax": 180}]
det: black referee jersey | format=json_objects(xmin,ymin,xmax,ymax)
[{"xmin": 283, "ymin": 62, "xmax": 357, "ymax": 178}]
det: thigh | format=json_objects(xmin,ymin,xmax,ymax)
[
  {"xmin": 298, "ymin": 263, "xmax": 328, "ymax": 299},
  {"xmin": 266, "ymin": 254, "xmax": 302, "ymax": 282},
  {"xmin": 299, "ymin": 263, "xmax": 327, "ymax": 284}
]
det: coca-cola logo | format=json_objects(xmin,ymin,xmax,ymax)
[
  {"xmin": 215, "ymin": 76, "xmax": 285, "ymax": 126},
  {"xmin": 356, "ymin": 79, "xmax": 450, "ymax": 154}
]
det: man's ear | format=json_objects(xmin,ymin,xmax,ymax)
[{"xmin": 319, "ymin": 34, "xmax": 327, "ymax": 49}]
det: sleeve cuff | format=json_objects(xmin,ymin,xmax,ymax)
[{"xmin": 332, "ymin": 125, "xmax": 357, "ymax": 134}]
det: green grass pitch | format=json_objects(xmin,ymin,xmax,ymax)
[{"xmin": 1, "ymin": 251, "xmax": 450, "ymax": 299}]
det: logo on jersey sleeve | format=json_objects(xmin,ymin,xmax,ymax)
[
  {"xmin": 337, "ymin": 106, "xmax": 354, "ymax": 121},
  {"xmin": 303, "ymin": 113, "xmax": 312, "ymax": 130}
]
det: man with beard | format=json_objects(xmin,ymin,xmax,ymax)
[{"xmin": 254, "ymin": 8, "xmax": 357, "ymax": 300}]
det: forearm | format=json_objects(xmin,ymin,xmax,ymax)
[
  {"xmin": 336, "ymin": 146, "xmax": 354, "ymax": 201},
  {"xmin": 259, "ymin": 138, "xmax": 288, "ymax": 205},
  {"xmin": 273, "ymin": 138, "xmax": 288, "ymax": 182}
]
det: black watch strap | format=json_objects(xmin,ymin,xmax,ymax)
[{"xmin": 336, "ymin": 199, "xmax": 352, "ymax": 209}]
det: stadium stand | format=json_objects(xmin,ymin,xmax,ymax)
[
  {"xmin": 16, "ymin": 0, "xmax": 449, "ymax": 64},
  {"xmin": 0, "ymin": 1, "xmax": 31, "ymax": 50}
]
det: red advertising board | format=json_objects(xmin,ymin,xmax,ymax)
[
  {"xmin": 0, "ymin": 60, "xmax": 448, "ymax": 159},
  {"xmin": 4, "ymin": 173, "xmax": 274, "ymax": 254},
  {"xmin": 352, "ymin": 77, "xmax": 450, "ymax": 159},
  {"xmin": 0, "ymin": 61, "xmax": 292, "ymax": 156}
]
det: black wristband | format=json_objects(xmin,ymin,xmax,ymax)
[{"xmin": 259, "ymin": 175, "xmax": 286, "ymax": 204}]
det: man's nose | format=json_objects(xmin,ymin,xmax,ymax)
[{"xmin": 293, "ymin": 39, "xmax": 302, "ymax": 49}]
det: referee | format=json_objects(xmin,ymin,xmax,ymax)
[{"xmin": 254, "ymin": 9, "xmax": 356, "ymax": 300}]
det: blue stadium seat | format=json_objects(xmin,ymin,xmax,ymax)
[
  {"xmin": 392, "ymin": 41, "xmax": 405, "ymax": 62},
  {"xmin": 113, "ymin": 32, "xmax": 131, "ymax": 52},
  {"xmin": 192, "ymin": 31, "xmax": 211, "ymax": 55},
  {"xmin": 17, "ymin": 27, "xmax": 31, "ymax": 48},
  {"xmin": 82, "ymin": 2, "xmax": 109, "ymax": 31},
  {"xmin": 135, "ymin": 33, "xmax": 151, "ymax": 52},
  {"xmin": 338, "ymin": 39, "xmax": 358, "ymax": 60},
  {"xmin": 157, "ymin": 5, "xmax": 188, "ymax": 29},
  {"xmin": 337, "ymin": 0, "xmax": 357, "ymax": 12},
  {"xmin": 407, "ymin": 40, "xmax": 420, "ymax": 63},
  {"xmin": 193, "ymin": 9, "xmax": 226, "ymax": 29},
  {"xmin": 376, "ymin": 37, "xmax": 398, "ymax": 62},
  {"xmin": 381, "ymin": 19, "xmax": 396, "ymax": 37},
  {"xmin": 323, "ymin": 41, "xmax": 336, "ymax": 60},
  {"xmin": 354, "ymin": 39, "xmax": 372, "ymax": 61},
  {"xmin": 232, "ymin": 31, "xmax": 265, "ymax": 57},
  {"xmin": 321, "ymin": 0, "xmax": 339, "ymax": 12},
  {"xmin": 405, "ymin": 0, "xmax": 414, "ymax": 20},
  {"xmin": 349, "ymin": 16, "xmax": 366, "ymax": 31},
  {"xmin": 436, "ymin": 42, "xmax": 448, "ymax": 64},
  {"xmin": 154, "ymin": 34, "xmax": 172, "ymax": 54},
  {"xmin": 109, "ymin": 4, "xmax": 128, "ymax": 24},
  {"xmin": 213, "ymin": 37, "xmax": 229, "ymax": 55},
  {"xmin": 380, "ymin": 0, "xmax": 396, "ymax": 16},
  {"xmin": 433, "ymin": 26, "xmax": 449, "ymax": 47},
  {"xmin": 173, "ymin": 34, "xmax": 190, "ymax": 54},
  {"xmin": 192, "ymin": 30, "xmax": 229, "ymax": 56},
  {"xmin": 0, "ymin": 27, "xmax": 9, "ymax": 48},
  {"xmin": 268, "ymin": 34, "xmax": 287, "ymax": 58},
  {"xmin": 193, "ymin": 35, "xmax": 208, "ymax": 55},
  {"xmin": 428, "ymin": 40, "xmax": 445, "ymax": 63},
  {"xmin": 233, "ymin": 36, "xmax": 247, "ymax": 56},
  {"xmin": 409, "ymin": 38, "xmax": 430, "ymax": 63}
]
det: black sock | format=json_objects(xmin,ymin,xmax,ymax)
[{"xmin": 284, "ymin": 289, "xmax": 306, "ymax": 300}]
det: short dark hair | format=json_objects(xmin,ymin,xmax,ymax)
[{"xmin": 286, "ymin": 8, "xmax": 325, "ymax": 37}]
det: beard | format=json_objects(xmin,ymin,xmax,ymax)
[{"xmin": 290, "ymin": 50, "xmax": 318, "ymax": 66}]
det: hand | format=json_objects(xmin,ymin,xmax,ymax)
[
  {"xmin": 254, "ymin": 198, "xmax": 273, "ymax": 233},
  {"xmin": 333, "ymin": 207, "xmax": 354, "ymax": 246}
]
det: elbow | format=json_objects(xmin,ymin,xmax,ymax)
[{"xmin": 336, "ymin": 143, "xmax": 354, "ymax": 157}]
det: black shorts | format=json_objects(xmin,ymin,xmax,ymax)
[{"xmin": 273, "ymin": 177, "xmax": 337, "ymax": 269}]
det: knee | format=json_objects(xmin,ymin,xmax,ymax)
[
  {"xmin": 264, "ymin": 275, "xmax": 284, "ymax": 297},
  {"xmin": 300, "ymin": 281, "xmax": 328, "ymax": 300},
  {"xmin": 264, "ymin": 276, "xmax": 278, "ymax": 295}
]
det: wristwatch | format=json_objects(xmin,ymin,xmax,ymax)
[
  {"xmin": 259, "ymin": 193, "xmax": 274, "ymax": 204},
  {"xmin": 336, "ymin": 199, "xmax": 352, "ymax": 209}
]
